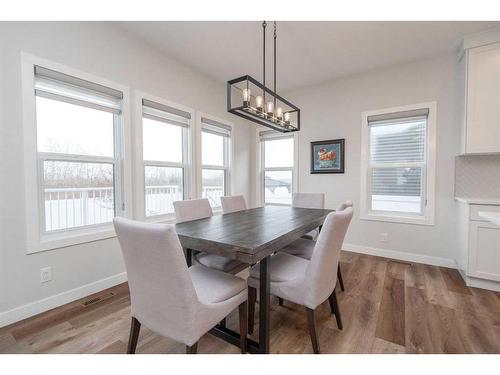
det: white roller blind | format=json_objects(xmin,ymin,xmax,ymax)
[
  {"xmin": 371, "ymin": 167, "xmax": 423, "ymax": 197},
  {"xmin": 259, "ymin": 129, "xmax": 293, "ymax": 142},
  {"xmin": 201, "ymin": 117, "xmax": 231, "ymax": 137},
  {"xmin": 34, "ymin": 66, "xmax": 122, "ymax": 114},
  {"xmin": 142, "ymin": 99, "xmax": 190, "ymax": 128},
  {"xmin": 368, "ymin": 114, "xmax": 427, "ymax": 212},
  {"xmin": 369, "ymin": 117, "xmax": 426, "ymax": 164}
]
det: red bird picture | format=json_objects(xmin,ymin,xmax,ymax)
[{"xmin": 318, "ymin": 147, "xmax": 336, "ymax": 161}]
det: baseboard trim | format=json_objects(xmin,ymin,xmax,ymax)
[
  {"xmin": 464, "ymin": 276, "xmax": 500, "ymax": 292},
  {"xmin": 343, "ymin": 243, "xmax": 456, "ymax": 268},
  {"xmin": 0, "ymin": 272, "xmax": 127, "ymax": 328},
  {"xmin": 454, "ymin": 259, "xmax": 500, "ymax": 292},
  {"xmin": 455, "ymin": 260, "xmax": 468, "ymax": 281}
]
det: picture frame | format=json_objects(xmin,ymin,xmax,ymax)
[{"xmin": 310, "ymin": 139, "xmax": 345, "ymax": 174}]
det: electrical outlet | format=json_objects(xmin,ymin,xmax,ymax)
[
  {"xmin": 40, "ymin": 267, "xmax": 52, "ymax": 283},
  {"xmin": 380, "ymin": 233, "xmax": 389, "ymax": 243}
]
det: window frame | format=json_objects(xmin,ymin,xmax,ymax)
[
  {"xmin": 197, "ymin": 113, "xmax": 232, "ymax": 210},
  {"xmin": 360, "ymin": 102, "xmax": 437, "ymax": 226},
  {"xmin": 22, "ymin": 53, "xmax": 132, "ymax": 253},
  {"xmin": 134, "ymin": 91, "xmax": 195, "ymax": 222},
  {"xmin": 258, "ymin": 129, "xmax": 298, "ymax": 207}
]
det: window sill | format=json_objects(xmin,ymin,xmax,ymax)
[
  {"xmin": 145, "ymin": 210, "xmax": 223, "ymax": 224},
  {"xmin": 360, "ymin": 212, "xmax": 435, "ymax": 226},
  {"xmin": 145, "ymin": 213, "xmax": 177, "ymax": 224},
  {"xmin": 28, "ymin": 224, "xmax": 117, "ymax": 254},
  {"xmin": 265, "ymin": 202, "xmax": 292, "ymax": 207}
]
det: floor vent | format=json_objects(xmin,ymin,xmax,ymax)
[
  {"xmin": 82, "ymin": 291, "xmax": 116, "ymax": 307},
  {"xmin": 82, "ymin": 297, "xmax": 102, "ymax": 306}
]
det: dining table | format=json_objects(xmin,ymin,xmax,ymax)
[{"xmin": 175, "ymin": 205, "xmax": 333, "ymax": 354}]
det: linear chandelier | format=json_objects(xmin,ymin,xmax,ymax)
[{"xmin": 227, "ymin": 21, "xmax": 300, "ymax": 133}]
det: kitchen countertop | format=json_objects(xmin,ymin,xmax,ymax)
[
  {"xmin": 455, "ymin": 197, "xmax": 500, "ymax": 205},
  {"xmin": 478, "ymin": 211, "xmax": 500, "ymax": 226}
]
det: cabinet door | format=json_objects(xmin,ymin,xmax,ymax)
[
  {"xmin": 466, "ymin": 42, "xmax": 500, "ymax": 154},
  {"xmin": 468, "ymin": 221, "xmax": 500, "ymax": 281}
]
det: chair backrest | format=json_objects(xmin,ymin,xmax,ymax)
[
  {"xmin": 304, "ymin": 207, "xmax": 353, "ymax": 307},
  {"xmin": 221, "ymin": 195, "xmax": 247, "ymax": 214},
  {"xmin": 173, "ymin": 198, "xmax": 213, "ymax": 223},
  {"xmin": 337, "ymin": 200, "xmax": 353, "ymax": 212},
  {"xmin": 113, "ymin": 218, "xmax": 198, "ymax": 341},
  {"xmin": 292, "ymin": 193, "xmax": 325, "ymax": 209}
]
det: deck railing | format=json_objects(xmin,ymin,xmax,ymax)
[
  {"xmin": 44, "ymin": 187, "xmax": 114, "ymax": 231},
  {"xmin": 44, "ymin": 185, "xmax": 224, "ymax": 231},
  {"xmin": 202, "ymin": 186, "xmax": 224, "ymax": 208},
  {"xmin": 144, "ymin": 185, "xmax": 182, "ymax": 217}
]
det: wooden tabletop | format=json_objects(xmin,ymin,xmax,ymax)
[{"xmin": 175, "ymin": 205, "xmax": 333, "ymax": 264}]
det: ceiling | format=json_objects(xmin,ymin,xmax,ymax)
[{"xmin": 117, "ymin": 21, "xmax": 499, "ymax": 91}]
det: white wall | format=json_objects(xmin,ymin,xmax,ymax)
[
  {"xmin": 275, "ymin": 54, "xmax": 462, "ymax": 265},
  {"xmin": 0, "ymin": 22, "xmax": 252, "ymax": 325}
]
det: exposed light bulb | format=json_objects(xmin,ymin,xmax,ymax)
[
  {"xmin": 276, "ymin": 107, "xmax": 283, "ymax": 120},
  {"xmin": 284, "ymin": 112, "xmax": 291, "ymax": 124},
  {"xmin": 255, "ymin": 95, "xmax": 264, "ymax": 111},
  {"xmin": 266, "ymin": 101, "xmax": 274, "ymax": 116},
  {"xmin": 242, "ymin": 88, "xmax": 251, "ymax": 107}
]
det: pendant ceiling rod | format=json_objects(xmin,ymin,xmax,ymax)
[
  {"xmin": 273, "ymin": 21, "xmax": 277, "ymax": 107},
  {"xmin": 262, "ymin": 21, "xmax": 267, "ymax": 103}
]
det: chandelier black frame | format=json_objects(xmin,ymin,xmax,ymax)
[{"xmin": 227, "ymin": 22, "xmax": 300, "ymax": 133}]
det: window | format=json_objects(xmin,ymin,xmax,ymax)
[
  {"xmin": 34, "ymin": 66, "xmax": 124, "ymax": 233},
  {"xmin": 361, "ymin": 103, "xmax": 436, "ymax": 225},
  {"xmin": 260, "ymin": 131, "xmax": 295, "ymax": 205},
  {"xmin": 201, "ymin": 117, "xmax": 231, "ymax": 208},
  {"xmin": 142, "ymin": 99, "xmax": 190, "ymax": 217}
]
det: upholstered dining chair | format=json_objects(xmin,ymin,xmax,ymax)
[
  {"xmin": 284, "ymin": 199, "xmax": 352, "ymax": 293},
  {"xmin": 292, "ymin": 192, "xmax": 325, "ymax": 241},
  {"xmin": 247, "ymin": 207, "xmax": 353, "ymax": 353},
  {"xmin": 173, "ymin": 198, "xmax": 245, "ymax": 274},
  {"xmin": 337, "ymin": 200, "xmax": 353, "ymax": 212},
  {"xmin": 333, "ymin": 200, "xmax": 352, "ymax": 291},
  {"xmin": 221, "ymin": 195, "xmax": 247, "ymax": 214},
  {"xmin": 113, "ymin": 218, "xmax": 248, "ymax": 354}
]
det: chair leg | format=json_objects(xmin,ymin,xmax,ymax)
[
  {"xmin": 238, "ymin": 301, "xmax": 248, "ymax": 353},
  {"xmin": 278, "ymin": 297, "xmax": 284, "ymax": 306},
  {"xmin": 126, "ymin": 317, "xmax": 141, "ymax": 354},
  {"xmin": 305, "ymin": 307, "xmax": 320, "ymax": 354},
  {"xmin": 328, "ymin": 288, "xmax": 343, "ymax": 330},
  {"xmin": 186, "ymin": 342, "xmax": 198, "ymax": 354},
  {"xmin": 337, "ymin": 265, "xmax": 345, "ymax": 292},
  {"xmin": 185, "ymin": 248, "xmax": 192, "ymax": 267},
  {"xmin": 248, "ymin": 286, "xmax": 257, "ymax": 335}
]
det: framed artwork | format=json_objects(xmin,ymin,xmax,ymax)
[{"xmin": 310, "ymin": 139, "xmax": 345, "ymax": 174}]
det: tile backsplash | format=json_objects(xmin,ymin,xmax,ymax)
[{"xmin": 455, "ymin": 155, "xmax": 500, "ymax": 199}]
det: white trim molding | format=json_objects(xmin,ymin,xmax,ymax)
[
  {"xmin": 455, "ymin": 260, "xmax": 500, "ymax": 292},
  {"xmin": 0, "ymin": 272, "xmax": 127, "ymax": 328},
  {"xmin": 460, "ymin": 275, "xmax": 500, "ymax": 293},
  {"xmin": 343, "ymin": 243, "xmax": 456, "ymax": 268},
  {"xmin": 21, "ymin": 52, "xmax": 133, "ymax": 253},
  {"xmin": 360, "ymin": 101, "xmax": 437, "ymax": 226},
  {"xmin": 132, "ymin": 90, "xmax": 196, "ymax": 222},
  {"xmin": 256, "ymin": 127, "xmax": 299, "ymax": 207},
  {"xmin": 461, "ymin": 27, "xmax": 500, "ymax": 52},
  {"xmin": 196, "ymin": 112, "xmax": 234, "ymax": 209}
]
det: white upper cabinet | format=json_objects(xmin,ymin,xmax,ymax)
[{"xmin": 462, "ymin": 40, "xmax": 500, "ymax": 154}]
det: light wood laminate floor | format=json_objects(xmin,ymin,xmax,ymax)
[{"xmin": 1, "ymin": 252, "xmax": 500, "ymax": 354}]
